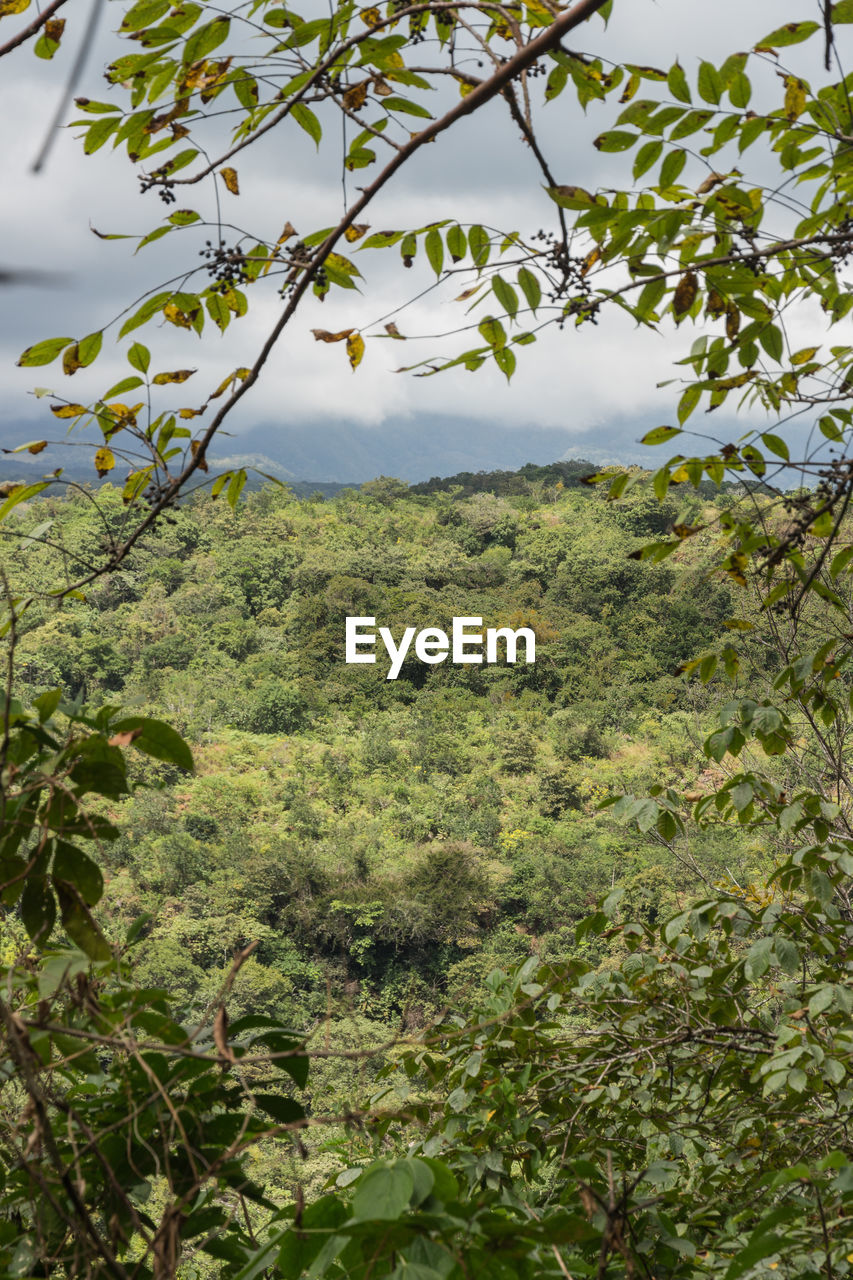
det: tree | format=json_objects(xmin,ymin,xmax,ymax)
[{"xmin": 5, "ymin": 1, "xmax": 853, "ymax": 1277}]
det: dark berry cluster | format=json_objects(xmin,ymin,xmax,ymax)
[
  {"xmin": 139, "ymin": 175, "xmax": 177, "ymax": 204},
  {"xmin": 531, "ymin": 227, "xmax": 597, "ymax": 319},
  {"xmin": 200, "ymin": 240, "xmax": 250, "ymax": 288}
]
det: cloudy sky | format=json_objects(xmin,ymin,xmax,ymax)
[{"xmin": 0, "ymin": 0, "xmax": 835, "ymax": 479}]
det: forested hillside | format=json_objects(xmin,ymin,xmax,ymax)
[{"xmin": 9, "ymin": 473, "xmax": 750, "ymax": 1027}]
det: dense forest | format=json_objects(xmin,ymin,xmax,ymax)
[
  {"xmin": 8, "ymin": 471, "xmax": 747, "ymax": 1020},
  {"xmin": 5, "ymin": 465, "xmax": 853, "ymax": 1276}
]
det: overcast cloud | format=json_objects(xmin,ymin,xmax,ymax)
[{"xmin": 0, "ymin": 0, "xmax": 836, "ymax": 479}]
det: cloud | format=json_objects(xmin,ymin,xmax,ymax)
[{"xmin": 0, "ymin": 0, "xmax": 838, "ymax": 480}]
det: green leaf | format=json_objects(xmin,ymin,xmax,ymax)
[
  {"xmin": 53, "ymin": 845, "xmax": 104, "ymax": 907},
  {"xmin": 633, "ymin": 138, "xmax": 663, "ymax": 180},
  {"xmin": 517, "ymin": 267, "xmax": 541, "ymax": 313},
  {"xmin": 446, "ymin": 224, "xmax": 466, "ymax": 262},
  {"xmin": 128, "ymin": 342, "xmax": 151, "ymax": 374},
  {"xmin": 757, "ymin": 20, "xmax": 819, "ymax": 48},
  {"xmin": 641, "ymin": 425, "xmax": 681, "ymax": 445},
  {"xmin": 424, "ymin": 227, "xmax": 444, "ymax": 276},
  {"xmin": 468, "ymin": 224, "xmax": 490, "ymax": 267},
  {"xmin": 110, "ymin": 717, "xmax": 194, "ymax": 771},
  {"xmin": 697, "ymin": 61, "xmax": 722, "ymax": 104},
  {"xmin": 254, "ymin": 1095, "xmax": 306, "ymax": 1125},
  {"xmin": 227, "ymin": 468, "xmax": 247, "ymax": 511},
  {"xmin": 53, "ymin": 879, "xmax": 112, "ymax": 961},
  {"xmin": 351, "ymin": 1162, "xmax": 414, "ymax": 1221},
  {"xmin": 291, "ymin": 102, "xmax": 322, "ymax": 146},
  {"xmin": 118, "ymin": 291, "xmax": 174, "ymax": 338},
  {"xmin": 594, "ymin": 129, "xmax": 638, "ymax": 152},
  {"xmin": 492, "ymin": 275, "xmax": 518, "ymax": 319},
  {"xmin": 667, "ymin": 61, "xmax": 691, "ymax": 103},
  {"xmin": 659, "ymin": 148, "xmax": 686, "ymax": 188},
  {"xmin": 20, "ymin": 876, "xmax": 56, "ymax": 945},
  {"xmin": 183, "ymin": 16, "xmax": 229, "ymax": 62},
  {"xmin": 678, "ymin": 384, "xmax": 701, "ymax": 424},
  {"xmin": 17, "ymin": 336, "xmax": 74, "ymax": 368}
]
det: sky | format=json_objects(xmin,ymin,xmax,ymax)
[{"xmin": 0, "ymin": 0, "xmax": 837, "ymax": 481}]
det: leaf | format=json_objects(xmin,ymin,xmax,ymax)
[
  {"xmin": 219, "ymin": 166, "xmax": 240, "ymax": 194},
  {"xmin": 784, "ymin": 75, "xmax": 807, "ymax": 120},
  {"xmin": 517, "ymin": 267, "xmax": 541, "ymax": 313},
  {"xmin": 152, "ymin": 369, "xmax": 196, "ymax": 384},
  {"xmin": 128, "ymin": 342, "xmax": 150, "ymax": 374},
  {"xmin": 94, "ymin": 446, "xmax": 115, "ymax": 477},
  {"xmin": 109, "ymin": 717, "xmax": 194, "ymax": 771},
  {"xmin": 291, "ymin": 102, "xmax": 322, "ymax": 146},
  {"xmin": 667, "ymin": 61, "xmax": 691, "ymax": 103},
  {"xmin": 346, "ymin": 332, "xmax": 365, "ymax": 370},
  {"xmin": 53, "ymin": 845, "xmax": 103, "ymax": 907},
  {"xmin": 546, "ymin": 184, "xmax": 595, "ymax": 209},
  {"xmin": 756, "ymin": 20, "xmax": 819, "ymax": 48},
  {"xmin": 424, "ymin": 227, "xmax": 443, "ymax": 276},
  {"xmin": 344, "ymin": 222, "xmax": 370, "ymax": 243},
  {"xmin": 21, "ymin": 877, "xmax": 56, "ymax": 945},
  {"xmin": 17, "ymin": 337, "xmax": 74, "ymax": 368},
  {"xmin": 659, "ymin": 148, "xmax": 686, "ymax": 188},
  {"xmin": 49, "ymin": 405, "xmax": 86, "ymax": 420},
  {"xmin": 642, "ymin": 425, "xmax": 681, "ymax": 446},
  {"xmin": 343, "ymin": 79, "xmax": 369, "ymax": 110},
  {"xmin": 383, "ymin": 322, "xmax": 405, "ymax": 339},
  {"xmin": 678, "ymin": 384, "xmax": 701, "ymax": 423},
  {"xmin": 0, "ymin": 0, "xmax": 31, "ymax": 16},
  {"xmin": 253, "ymin": 1095, "xmax": 306, "ymax": 1124},
  {"xmin": 673, "ymin": 271, "xmax": 698, "ymax": 318},
  {"xmin": 351, "ymin": 1163, "xmax": 414, "ymax": 1221},
  {"xmin": 53, "ymin": 879, "xmax": 111, "ymax": 961},
  {"xmin": 697, "ymin": 61, "xmax": 722, "ymax": 104},
  {"xmin": 594, "ymin": 129, "xmax": 638, "ymax": 152},
  {"xmin": 312, "ymin": 328, "xmax": 354, "ymax": 343}
]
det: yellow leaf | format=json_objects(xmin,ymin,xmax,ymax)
[
  {"xmin": 792, "ymin": 345, "xmax": 819, "ymax": 365},
  {"xmin": 311, "ymin": 328, "xmax": 354, "ymax": 343},
  {"xmin": 94, "ymin": 446, "xmax": 115, "ymax": 477},
  {"xmin": 44, "ymin": 17, "xmax": 64, "ymax": 40},
  {"xmin": 179, "ymin": 407, "xmax": 204, "ymax": 418},
  {"xmin": 581, "ymin": 246, "xmax": 600, "ymax": 277},
  {"xmin": 219, "ymin": 166, "xmax": 240, "ymax": 195},
  {"xmin": 344, "ymin": 223, "xmax": 370, "ymax": 243},
  {"xmin": 784, "ymin": 75, "xmax": 806, "ymax": 121},
  {"xmin": 50, "ymin": 405, "xmax": 87, "ymax": 419},
  {"xmin": 62, "ymin": 344, "xmax": 81, "ymax": 375},
  {"xmin": 0, "ymin": 0, "xmax": 30, "ymax": 16},
  {"xmin": 346, "ymin": 332, "xmax": 365, "ymax": 370},
  {"xmin": 163, "ymin": 303, "xmax": 193, "ymax": 329},
  {"xmin": 361, "ymin": 6, "xmax": 382, "ymax": 27},
  {"xmin": 152, "ymin": 369, "xmax": 196, "ymax": 385},
  {"xmin": 190, "ymin": 439, "xmax": 209, "ymax": 472},
  {"xmin": 456, "ymin": 74, "xmax": 480, "ymax": 97},
  {"xmin": 276, "ymin": 221, "xmax": 297, "ymax": 246},
  {"xmin": 209, "ymin": 367, "xmax": 251, "ymax": 399},
  {"xmin": 343, "ymin": 80, "xmax": 369, "ymax": 111}
]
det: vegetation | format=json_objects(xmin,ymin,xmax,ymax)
[{"xmin": 4, "ymin": 0, "xmax": 853, "ymax": 1276}]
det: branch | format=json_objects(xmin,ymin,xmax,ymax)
[
  {"xmin": 0, "ymin": 0, "xmax": 69, "ymax": 58},
  {"xmin": 57, "ymin": 0, "xmax": 612, "ymax": 592}
]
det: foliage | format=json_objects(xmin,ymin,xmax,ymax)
[{"xmin": 4, "ymin": 0, "xmax": 853, "ymax": 1276}]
